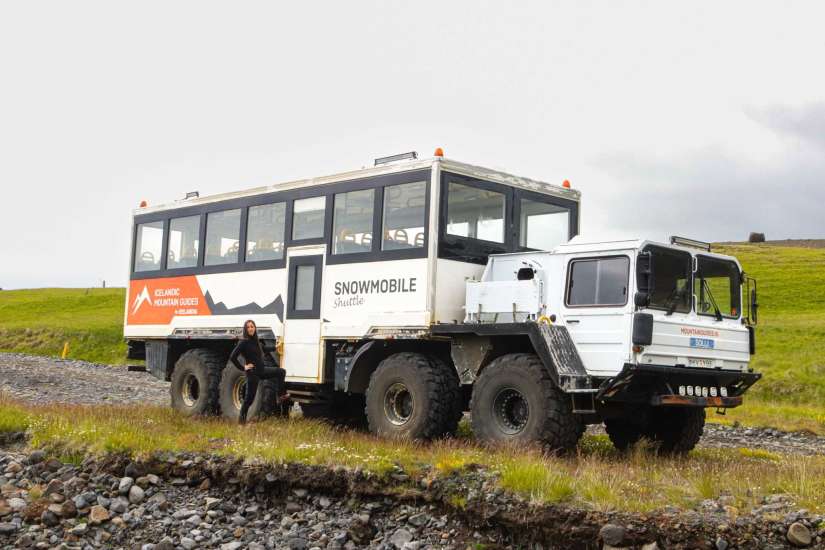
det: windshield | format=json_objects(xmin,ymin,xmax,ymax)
[
  {"xmin": 696, "ymin": 256, "xmax": 741, "ymax": 318},
  {"xmin": 646, "ymin": 246, "xmax": 692, "ymax": 313}
]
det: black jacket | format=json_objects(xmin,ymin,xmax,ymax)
[{"xmin": 229, "ymin": 338, "xmax": 266, "ymax": 375}]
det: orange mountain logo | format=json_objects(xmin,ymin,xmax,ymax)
[{"xmin": 127, "ymin": 276, "xmax": 210, "ymax": 324}]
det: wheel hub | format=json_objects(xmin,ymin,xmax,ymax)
[
  {"xmin": 181, "ymin": 374, "xmax": 200, "ymax": 407},
  {"xmin": 384, "ymin": 382, "xmax": 414, "ymax": 426},
  {"xmin": 493, "ymin": 388, "xmax": 529, "ymax": 435},
  {"xmin": 232, "ymin": 377, "xmax": 246, "ymax": 410}
]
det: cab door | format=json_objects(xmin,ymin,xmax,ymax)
[
  {"xmin": 282, "ymin": 247, "xmax": 325, "ymax": 382},
  {"xmin": 559, "ymin": 254, "xmax": 632, "ymax": 377}
]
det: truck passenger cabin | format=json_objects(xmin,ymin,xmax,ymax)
[{"xmin": 125, "ymin": 152, "xmax": 758, "ymax": 453}]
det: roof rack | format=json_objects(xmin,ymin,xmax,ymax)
[{"xmin": 670, "ymin": 236, "xmax": 711, "ymax": 251}]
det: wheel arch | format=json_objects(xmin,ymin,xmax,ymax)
[{"xmin": 343, "ymin": 339, "xmax": 452, "ymax": 394}]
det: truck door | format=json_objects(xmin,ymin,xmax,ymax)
[
  {"xmin": 559, "ymin": 254, "xmax": 632, "ymax": 377},
  {"xmin": 282, "ymin": 247, "xmax": 325, "ymax": 382}
]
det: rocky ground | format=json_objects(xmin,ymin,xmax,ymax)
[
  {"xmin": 0, "ymin": 447, "xmax": 823, "ymax": 550},
  {"xmin": 0, "ymin": 353, "xmax": 167, "ymax": 406},
  {"xmin": 3, "ymin": 352, "xmax": 825, "ymax": 457}
]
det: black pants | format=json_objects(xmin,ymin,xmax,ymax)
[{"xmin": 240, "ymin": 366, "xmax": 286, "ymax": 422}]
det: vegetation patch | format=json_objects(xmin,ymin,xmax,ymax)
[{"xmin": 4, "ymin": 398, "xmax": 825, "ymax": 514}]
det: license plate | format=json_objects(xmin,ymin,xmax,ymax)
[
  {"xmin": 689, "ymin": 337, "xmax": 715, "ymax": 349},
  {"xmin": 688, "ymin": 357, "xmax": 714, "ymax": 368}
]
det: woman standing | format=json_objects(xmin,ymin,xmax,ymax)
[{"xmin": 229, "ymin": 320, "xmax": 287, "ymax": 424}]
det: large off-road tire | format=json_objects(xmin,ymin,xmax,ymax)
[
  {"xmin": 430, "ymin": 355, "xmax": 464, "ymax": 437},
  {"xmin": 218, "ymin": 367, "xmax": 278, "ymax": 421},
  {"xmin": 605, "ymin": 407, "xmax": 705, "ymax": 454},
  {"xmin": 604, "ymin": 416, "xmax": 646, "ymax": 451},
  {"xmin": 647, "ymin": 407, "xmax": 706, "ymax": 454},
  {"xmin": 300, "ymin": 394, "xmax": 367, "ymax": 428},
  {"xmin": 365, "ymin": 352, "xmax": 459, "ymax": 440},
  {"xmin": 470, "ymin": 353, "xmax": 584, "ymax": 453},
  {"xmin": 170, "ymin": 349, "xmax": 223, "ymax": 416}
]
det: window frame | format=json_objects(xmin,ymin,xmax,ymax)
[
  {"xmin": 131, "ymin": 219, "xmax": 167, "ymax": 273},
  {"xmin": 695, "ymin": 254, "xmax": 742, "ymax": 319},
  {"xmin": 245, "ymin": 201, "xmax": 287, "ymax": 264},
  {"xmin": 438, "ymin": 171, "xmax": 580, "ymax": 264},
  {"xmin": 203, "ymin": 208, "xmax": 243, "ymax": 267},
  {"xmin": 286, "ymin": 255, "xmax": 323, "ymax": 319},
  {"xmin": 642, "ymin": 244, "xmax": 694, "ymax": 314},
  {"xmin": 514, "ymin": 188, "xmax": 578, "ymax": 252},
  {"xmin": 129, "ymin": 169, "xmax": 431, "ymax": 279},
  {"xmin": 165, "ymin": 214, "xmax": 203, "ymax": 271},
  {"xmin": 564, "ymin": 254, "xmax": 631, "ymax": 308}
]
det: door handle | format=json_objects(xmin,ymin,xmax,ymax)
[{"xmin": 566, "ymin": 319, "xmax": 580, "ymax": 324}]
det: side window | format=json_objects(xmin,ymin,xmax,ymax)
[
  {"xmin": 134, "ymin": 221, "xmax": 164, "ymax": 272},
  {"xmin": 566, "ymin": 257, "xmax": 629, "ymax": 306},
  {"xmin": 167, "ymin": 215, "xmax": 201, "ymax": 269},
  {"xmin": 292, "ymin": 196, "xmax": 326, "ymax": 240},
  {"xmin": 246, "ymin": 203, "xmax": 286, "ymax": 262},
  {"xmin": 383, "ymin": 181, "xmax": 426, "ymax": 250},
  {"xmin": 446, "ymin": 182, "xmax": 505, "ymax": 243},
  {"xmin": 332, "ymin": 189, "xmax": 374, "ymax": 255},
  {"xmin": 520, "ymin": 199, "xmax": 570, "ymax": 250},
  {"xmin": 294, "ymin": 265, "xmax": 316, "ymax": 310},
  {"xmin": 204, "ymin": 209, "xmax": 241, "ymax": 266}
]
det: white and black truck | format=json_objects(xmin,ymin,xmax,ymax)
[{"xmin": 125, "ymin": 151, "xmax": 760, "ymax": 453}]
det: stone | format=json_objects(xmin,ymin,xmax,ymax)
[
  {"xmin": 40, "ymin": 509, "xmax": 60, "ymax": 527},
  {"xmin": 118, "ymin": 477, "xmax": 134, "ymax": 495},
  {"xmin": 288, "ymin": 537, "xmax": 308, "ymax": 550},
  {"xmin": 124, "ymin": 462, "xmax": 145, "ymax": 479},
  {"xmin": 59, "ymin": 499, "xmax": 77, "ymax": 518},
  {"xmin": 43, "ymin": 479, "xmax": 63, "ymax": 496},
  {"xmin": 146, "ymin": 474, "xmax": 160, "ymax": 485},
  {"xmin": 129, "ymin": 485, "xmax": 145, "ymax": 504},
  {"xmin": 599, "ymin": 524, "xmax": 626, "ymax": 547},
  {"xmin": 715, "ymin": 537, "xmax": 729, "ymax": 550},
  {"xmin": 70, "ymin": 522, "xmax": 88, "ymax": 535},
  {"xmin": 0, "ymin": 501, "xmax": 10, "ymax": 517},
  {"xmin": 172, "ymin": 508, "xmax": 200, "ymax": 520},
  {"xmin": 402, "ymin": 543, "xmax": 422, "ymax": 550},
  {"xmin": 286, "ymin": 502, "xmax": 302, "ymax": 513},
  {"xmin": 205, "ymin": 497, "xmax": 223, "ymax": 510},
  {"xmin": 407, "ymin": 513, "xmax": 428, "ymax": 527},
  {"xmin": 4, "ymin": 462, "xmax": 22, "ymax": 474},
  {"xmin": 293, "ymin": 488, "xmax": 308, "ymax": 498},
  {"xmin": 27, "ymin": 450, "xmax": 46, "ymax": 464},
  {"xmin": 89, "ymin": 504, "xmax": 110, "ymax": 525},
  {"xmin": 110, "ymin": 497, "xmax": 129, "ymax": 514},
  {"xmin": 220, "ymin": 543, "xmax": 243, "ymax": 550},
  {"xmin": 641, "ymin": 543, "xmax": 660, "ymax": 550},
  {"xmin": 0, "ymin": 522, "xmax": 16, "ymax": 535},
  {"xmin": 248, "ymin": 543, "xmax": 265, "ymax": 550},
  {"xmin": 788, "ymin": 522, "xmax": 812, "ymax": 547},
  {"xmin": 8, "ymin": 497, "xmax": 26, "ymax": 510},
  {"xmin": 318, "ymin": 497, "xmax": 331, "ymax": 508},
  {"xmin": 180, "ymin": 538, "xmax": 196, "ymax": 550},
  {"xmin": 390, "ymin": 528, "xmax": 414, "ymax": 549}
]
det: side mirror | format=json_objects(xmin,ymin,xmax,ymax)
[
  {"xmin": 635, "ymin": 251, "xmax": 654, "ymax": 309},
  {"xmin": 634, "ymin": 292, "xmax": 650, "ymax": 308},
  {"xmin": 750, "ymin": 288, "xmax": 758, "ymax": 324}
]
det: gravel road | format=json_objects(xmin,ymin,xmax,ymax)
[{"xmin": 3, "ymin": 352, "xmax": 825, "ymax": 456}]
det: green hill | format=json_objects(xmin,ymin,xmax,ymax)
[
  {"xmin": 1, "ymin": 242, "xmax": 824, "ymax": 432},
  {"xmin": 0, "ymin": 288, "xmax": 127, "ymax": 364}
]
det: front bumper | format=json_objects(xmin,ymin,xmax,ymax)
[{"xmin": 596, "ymin": 363, "xmax": 761, "ymax": 408}]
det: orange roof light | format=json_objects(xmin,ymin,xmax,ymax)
[
  {"xmin": 434, "ymin": 147, "xmax": 444, "ymax": 157},
  {"xmin": 562, "ymin": 180, "xmax": 571, "ymax": 189},
  {"xmin": 139, "ymin": 200, "xmax": 148, "ymax": 207}
]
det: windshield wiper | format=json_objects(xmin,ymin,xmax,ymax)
[
  {"xmin": 663, "ymin": 288, "xmax": 684, "ymax": 316},
  {"xmin": 701, "ymin": 278, "xmax": 723, "ymax": 321}
]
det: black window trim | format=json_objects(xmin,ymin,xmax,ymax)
[
  {"xmin": 163, "ymin": 213, "xmax": 204, "ymax": 273},
  {"xmin": 203, "ymin": 207, "xmax": 243, "ymax": 268},
  {"xmin": 641, "ymin": 244, "xmax": 694, "ymax": 314},
  {"xmin": 129, "ymin": 169, "xmax": 431, "ymax": 279},
  {"xmin": 564, "ymin": 254, "xmax": 631, "ymax": 308},
  {"xmin": 438, "ymin": 171, "xmax": 580, "ymax": 264},
  {"xmin": 515, "ymin": 188, "xmax": 580, "ymax": 252},
  {"xmin": 286, "ymin": 254, "xmax": 323, "ymax": 320},
  {"xmin": 694, "ymin": 254, "xmax": 742, "ymax": 319}
]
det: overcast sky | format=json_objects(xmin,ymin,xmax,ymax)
[{"xmin": 1, "ymin": 1, "xmax": 824, "ymax": 289}]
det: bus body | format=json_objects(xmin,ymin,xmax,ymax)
[{"xmin": 125, "ymin": 152, "xmax": 758, "ymax": 452}]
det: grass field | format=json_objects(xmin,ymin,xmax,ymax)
[
  {"xmin": 0, "ymin": 288, "xmax": 127, "ymax": 364},
  {"xmin": 2, "ymin": 396, "xmax": 825, "ymax": 514},
  {"xmin": 1, "ymin": 242, "xmax": 824, "ymax": 432}
]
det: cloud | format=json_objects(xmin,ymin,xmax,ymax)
[
  {"xmin": 746, "ymin": 102, "xmax": 825, "ymax": 150},
  {"xmin": 585, "ymin": 107, "xmax": 825, "ymax": 243}
]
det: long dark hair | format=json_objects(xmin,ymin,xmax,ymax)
[
  {"xmin": 243, "ymin": 319, "xmax": 258, "ymax": 340},
  {"xmin": 243, "ymin": 319, "xmax": 264, "ymax": 355}
]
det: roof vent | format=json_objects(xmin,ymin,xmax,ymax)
[
  {"xmin": 374, "ymin": 151, "xmax": 418, "ymax": 166},
  {"xmin": 185, "ymin": 191, "xmax": 200, "ymax": 200}
]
